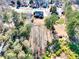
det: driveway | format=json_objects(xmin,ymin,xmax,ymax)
[{"xmin": 29, "ymin": 25, "xmax": 53, "ymax": 54}]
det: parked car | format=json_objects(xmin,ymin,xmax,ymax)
[{"xmin": 34, "ymin": 11, "xmax": 44, "ymax": 19}]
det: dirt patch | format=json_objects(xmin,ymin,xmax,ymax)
[{"xmin": 54, "ymin": 24, "xmax": 68, "ymax": 37}]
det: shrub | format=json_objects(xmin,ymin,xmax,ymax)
[
  {"xmin": 25, "ymin": 54, "xmax": 34, "ymax": 59},
  {"xmin": 45, "ymin": 14, "xmax": 58, "ymax": 30},
  {"xmin": 19, "ymin": 24, "xmax": 31, "ymax": 39},
  {"xmin": 5, "ymin": 50, "xmax": 17, "ymax": 59}
]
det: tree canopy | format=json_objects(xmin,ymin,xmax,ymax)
[{"xmin": 45, "ymin": 13, "xmax": 59, "ymax": 30}]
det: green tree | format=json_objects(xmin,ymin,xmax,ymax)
[
  {"xmin": 45, "ymin": 14, "xmax": 58, "ymax": 30},
  {"xmin": 5, "ymin": 50, "xmax": 17, "ymax": 59},
  {"xmin": 65, "ymin": 3, "xmax": 79, "ymax": 39},
  {"xmin": 66, "ymin": 11, "xmax": 79, "ymax": 38},
  {"xmin": 19, "ymin": 24, "xmax": 31, "ymax": 39},
  {"xmin": 25, "ymin": 54, "xmax": 34, "ymax": 59},
  {"xmin": 66, "ymin": 18, "xmax": 76, "ymax": 38},
  {"xmin": 12, "ymin": 11, "xmax": 20, "ymax": 29},
  {"xmin": 29, "ymin": 0, "xmax": 33, "ymax": 4},
  {"xmin": 3, "ymin": 12, "xmax": 9, "ymax": 22},
  {"xmin": 50, "ymin": 6, "xmax": 57, "ymax": 14}
]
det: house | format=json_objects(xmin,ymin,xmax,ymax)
[
  {"xmin": 34, "ymin": 0, "xmax": 49, "ymax": 7},
  {"xmin": 6, "ymin": 0, "xmax": 30, "ymax": 6}
]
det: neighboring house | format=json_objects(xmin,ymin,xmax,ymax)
[
  {"xmin": 5, "ymin": 0, "xmax": 49, "ymax": 8},
  {"xmin": 6, "ymin": 0, "xmax": 30, "ymax": 6}
]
